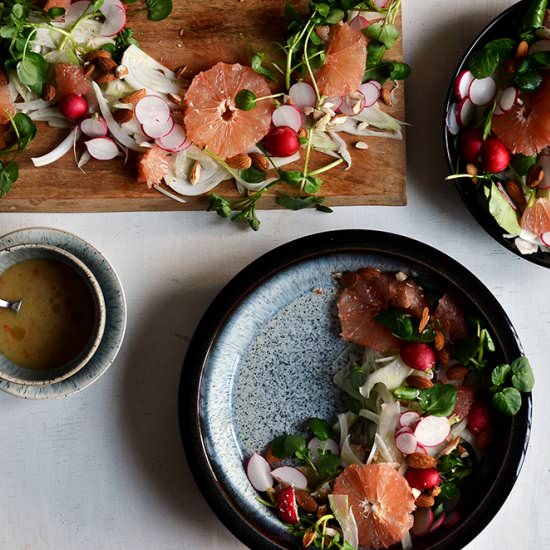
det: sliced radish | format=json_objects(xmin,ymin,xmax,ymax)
[
  {"xmin": 541, "ymin": 232, "xmax": 550, "ymax": 247},
  {"xmin": 415, "ymin": 443, "xmax": 428, "ymax": 455},
  {"xmin": 373, "ymin": 0, "xmax": 390, "ymax": 7},
  {"xmin": 84, "ymin": 137, "xmax": 120, "ymax": 160},
  {"xmin": 395, "ymin": 432, "xmax": 417, "ymax": 455},
  {"xmin": 456, "ymin": 97, "xmax": 475, "ymax": 127},
  {"xmin": 499, "ymin": 87, "xmax": 518, "ymax": 112},
  {"xmin": 349, "ymin": 14, "xmax": 370, "ymax": 33},
  {"xmin": 156, "ymin": 124, "xmax": 189, "ymax": 152},
  {"xmin": 411, "ymin": 508, "xmax": 434, "ymax": 536},
  {"xmin": 80, "ymin": 116, "xmax": 108, "ymax": 137},
  {"xmin": 495, "ymin": 181, "xmax": 517, "ymax": 211},
  {"xmin": 429, "ymin": 512, "xmax": 446, "ymax": 533},
  {"xmin": 414, "ymin": 416, "xmax": 450, "ymax": 447},
  {"xmin": 64, "ymin": 1, "xmax": 91, "ymax": 25},
  {"xmin": 454, "ymin": 70, "xmax": 474, "ymax": 100},
  {"xmin": 270, "ymin": 466, "xmax": 308, "ymax": 489},
  {"xmin": 446, "ymin": 103, "xmax": 460, "ymax": 135},
  {"xmin": 289, "ymin": 82, "xmax": 316, "ymax": 110},
  {"xmin": 142, "ymin": 116, "xmax": 174, "ymax": 139},
  {"xmin": 468, "ymin": 77, "xmax": 497, "ymax": 106},
  {"xmin": 246, "ymin": 453, "xmax": 274, "ymax": 492},
  {"xmin": 340, "ymin": 93, "xmax": 365, "ymax": 115},
  {"xmin": 307, "ymin": 437, "xmax": 340, "ymax": 464},
  {"xmin": 100, "ymin": 0, "xmax": 126, "ymax": 37},
  {"xmin": 443, "ymin": 509, "xmax": 461, "ymax": 528},
  {"xmin": 400, "ymin": 411, "xmax": 420, "ymax": 428},
  {"xmin": 134, "ymin": 95, "xmax": 171, "ymax": 126},
  {"xmin": 395, "ymin": 426, "xmax": 413, "ymax": 436},
  {"xmin": 358, "ymin": 81, "xmax": 380, "ymax": 108},
  {"xmin": 323, "ymin": 96, "xmax": 342, "ymax": 112},
  {"xmin": 272, "ymin": 105, "xmax": 302, "ymax": 132}
]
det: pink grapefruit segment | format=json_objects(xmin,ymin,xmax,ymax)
[
  {"xmin": 55, "ymin": 64, "xmax": 92, "ymax": 98},
  {"xmin": 316, "ymin": 22, "xmax": 367, "ymax": 97},
  {"xmin": 492, "ymin": 76, "xmax": 550, "ymax": 156},
  {"xmin": 332, "ymin": 463, "xmax": 415, "ymax": 549},
  {"xmin": 184, "ymin": 62, "xmax": 273, "ymax": 159},
  {"xmin": 137, "ymin": 145, "xmax": 171, "ymax": 188},
  {"xmin": 0, "ymin": 72, "xmax": 15, "ymax": 125},
  {"xmin": 521, "ymin": 197, "xmax": 550, "ymax": 235}
]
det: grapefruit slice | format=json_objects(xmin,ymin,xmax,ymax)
[
  {"xmin": 453, "ymin": 386, "xmax": 475, "ymax": 419},
  {"xmin": 520, "ymin": 197, "xmax": 550, "ymax": 235},
  {"xmin": 492, "ymin": 76, "xmax": 550, "ymax": 156},
  {"xmin": 332, "ymin": 463, "xmax": 415, "ymax": 549},
  {"xmin": 315, "ymin": 22, "xmax": 367, "ymax": 98},
  {"xmin": 184, "ymin": 62, "xmax": 272, "ymax": 159},
  {"xmin": 0, "ymin": 72, "xmax": 15, "ymax": 125},
  {"xmin": 432, "ymin": 293, "xmax": 469, "ymax": 343},
  {"xmin": 55, "ymin": 64, "xmax": 92, "ymax": 98},
  {"xmin": 137, "ymin": 145, "xmax": 171, "ymax": 188}
]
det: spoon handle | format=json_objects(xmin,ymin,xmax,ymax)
[{"xmin": 0, "ymin": 299, "xmax": 11, "ymax": 309}]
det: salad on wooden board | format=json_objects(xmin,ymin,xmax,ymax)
[
  {"xmin": 0, "ymin": 0, "xmax": 408, "ymax": 229},
  {"xmin": 447, "ymin": 0, "xmax": 550, "ymax": 255},
  {"xmin": 244, "ymin": 268, "xmax": 533, "ymax": 549}
]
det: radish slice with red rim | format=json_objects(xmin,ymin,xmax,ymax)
[
  {"xmin": 64, "ymin": 1, "xmax": 91, "ymax": 25},
  {"xmin": 80, "ymin": 116, "xmax": 108, "ymax": 137},
  {"xmin": 414, "ymin": 416, "xmax": 450, "ymax": 447},
  {"xmin": 399, "ymin": 410, "xmax": 420, "ymax": 428},
  {"xmin": 84, "ymin": 137, "xmax": 120, "ymax": 160},
  {"xmin": 272, "ymin": 105, "xmax": 302, "ymax": 132},
  {"xmin": 358, "ymin": 81, "xmax": 380, "ymax": 108},
  {"xmin": 395, "ymin": 426, "xmax": 413, "ymax": 436},
  {"xmin": 395, "ymin": 432, "xmax": 417, "ymax": 454},
  {"xmin": 542, "ymin": 232, "xmax": 550, "ymax": 247},
  {"xmin": 270, "ymin": 466, "xmax": 308, "ymax": 489},
  {"xmin": 446, "ymin": 103, "xmax": 460, "ymax": 135},
  {"xmin": 456, "ymin": 98, "xmax": 475, "ymax": 127},
  {"xmin": 323, "ymin": 96, "xmax": 343, "ymax": 112},
  {"xmin": 429, "ymin": 512, "xmax": 446, "ymax": 533},
  {"xmin": 454, "ymin": 69, "xmax": 474, "ymax": 100},
  {"xmin": 495, "ymin": 181, "xmax": 517, "ymax": 211},
  {"xmin": 156, "ymin": 124, "xmax": 189, "ymax": 152},
  {"xmin": 415, "ymin": 443, "xmax": 428, "ymax": 455},
  {"xmin": 499, "ymin": 87, "xmax": 518, "ymax": 112},
  {"xmin": 373, "ymin": 0, "xmax": 390, "ymax": 7},
  {"xmin": 142, "ymin": 116, "xmax": 174, "ymax": 139},
  {"xmin": 246, "ymin": 453, "xmax": 273, "ymax": 492},
  {"xmin": 340, "ymin": 92, "xmax": 365, "ymax": 115},
  {"xmin": 307, "ymin": 437, "xmax": 340, "ymax": 464},
  {"xmin": 289, "ymin": 82, "xmax": 316, "ymax": 110},
  {"xmin": 443, "ymin": 509, "xmax": 461, "ymax": 528},
  {"xmin": 411, "ymin": 507, "xmax": 434, "ymax": 536},
  {"xmin": 100, "ymin": 0, "xmax": 126, "ymax": 37},
  {"xmin": 468, "ymin": 76, "xmax": 497, "ymax": 106},
  {"xmin": 135, "ymin": 96, "xmax": 172, "ymax": 126}
]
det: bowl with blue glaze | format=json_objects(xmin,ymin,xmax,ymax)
[
  {"xmin": 180, "ymin": 230, "xmax": 531, "ymax": 550},
  {"xmin": 0, "ymin": 243, "xmax": 106, "ymax": 386}
]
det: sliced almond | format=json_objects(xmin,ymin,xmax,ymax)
[
  {"xmin": 418, "ymin": 306, "xmax": 430, "ymax": 333},
  {"xmin": 295, "ymin": 489, "xmax": 318, "ymax": 513},
  {"xmin": 505, "ymin": 180, "xmax": 527, "ymax": 212},
  {"xmin": 381, "ymin": 87, "xmax": 393, "ymax": 106},
  {"xmin": 115, "ymin": 65, "xmax": 129, "ymax": 79},
  {"xmin": 526, "ymin": 164, "xmax": 544, "ymax": 188},
  {"xmin": 189, "ymin": 160, "xmax": 202, "ymax": 185},
  {"xmin": 120, "ymin": 88, "xmax": 147, "ymax": 105},
  {"xmin": 226, "ymin": 153, "xmax": 252, "ymax": 170},
  {"xmin": 406, "ymin": 453, "xmax": 437, "ymax": 469},
  {"xmin": 42, "ymin": 83, "xmax": 56, "ymax": 102}
]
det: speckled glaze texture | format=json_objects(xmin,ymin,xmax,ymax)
[
  {"xmin": 0, "ymin": 228, "xmax": 126, "ymax": 399},
  {"xmin": 181, "ymin": 230, "xmax": 532, "ymax": 550},
  {"xmin": 0, "ymin": 243, "xmax": 106, "ymax": 385}
]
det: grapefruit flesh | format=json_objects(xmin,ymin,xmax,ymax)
[
  {"xmin": 332, "ymin": 463, "xmax": 415, "ymax": 549},
  {"xmin": 184, "ymin": 62, "xmax": 273, "ymax": 159},
  {"xmin": 492, "ymin": 76, "xmax": 550, "ymax": 157},
  {"xmin": 137, "ymin": 145, "xmax": 171, "ymax": 188},
  {"xmin": 520, "ymin": 197, "xmax": 550, "ymax": 235},
  {"xmin": 55, "ymin": 64, "xmax": 92, "ymax": 99},
  {"xmin": 315, "ymin": 22, "xmax": 367, "ymax": 98},
  {"xmin": 432, "ymin": 292, "xmax": 469, "ymax": 343},
  {"xmin": 337, "ymin": 268, "xmax": 428, "ymax": 353},
  {"xmin": 0, "ymin": 75, "xmax": 16, "ymax": 125},
  {"xmin": 453, "ymin": 386, "xmax": 475, "ymax": 419}
]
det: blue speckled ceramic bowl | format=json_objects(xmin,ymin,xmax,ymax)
[
  {"xmin": 0, "ymin": 243, "xmax": 106, "ymax": 386},
  {"xmin": 0, "ymin": 227, "xmax": 126, "ymax": 399},
  {"xmin": 180, "ymin": 230, "xmax": 531, "ymax": 550}
]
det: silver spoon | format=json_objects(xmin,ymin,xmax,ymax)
[{"xmin": 0, "ymin": 299, "xmax": 22, "ymax": 314}]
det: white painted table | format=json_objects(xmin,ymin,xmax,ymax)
[{"xmin": 0, "ymin": 1, "xmax": 546, "ymax": 548}]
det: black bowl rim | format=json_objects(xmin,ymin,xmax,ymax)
[
  {"xmin": 443, "ymin": 0, "xmax": 550, "ymax": 268},
  {"xmin": 179, "ymin": 229, "xmax": 532, "ymax": 550}
]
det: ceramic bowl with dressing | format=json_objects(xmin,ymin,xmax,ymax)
[{"xmin": 0, "ymin": 243, "xmax": 106, "ymax": 386}]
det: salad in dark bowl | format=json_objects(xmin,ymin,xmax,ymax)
[{"xmin": 445, "ymin": 0, "xmax": 550, "ymax": 267}]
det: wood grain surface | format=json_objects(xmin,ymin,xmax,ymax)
[{"xmin": 4, "ymin": 0, "xmax": 406, "ymax": 212}]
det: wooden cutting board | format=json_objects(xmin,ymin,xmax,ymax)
[{"xmin": 3, "ymin": 0, "xmax": 406, "ymax": 212}]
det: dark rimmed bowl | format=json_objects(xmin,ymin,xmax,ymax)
[
  {"xmin": 444, "ymin": 0, "xmax": 550, "ymax": 268},
  {"xmin": 179, "ymin": 230, "xmax": 532, "ymax": 550}
]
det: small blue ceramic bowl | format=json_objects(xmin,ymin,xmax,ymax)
[
  {"xmin": 180, "ymin": 230, "xmax": 531, "ymax": 550},
  {"xmin": 0, "ymin": 243, "xmax": 106, "ymax": 386}
]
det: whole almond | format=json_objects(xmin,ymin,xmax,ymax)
[
  {"xmin": 42, "ymin": 83, "xmax": 56, "ymax": 102},
  {"xmin": 446, "ymin": 364, "xmax": 469, "ymax": 380},
  {"xmin": 189, "ymin": 160, "xmax": 202, "ymax": 185},
  {"xmin": 406, "ymin": 375, "xmax": 434, "ymax": 389},
  {"xmin": 381, "ymin": 87, "xmax": 393, "ymax": 106},
  {"xmin": 249, "ymin": 152, "xmax": 270, "ymax": 172},
  {"xmin": 466, "ymin": 163, "xmax": 479, "ymax": 184},
  {"xmin": 515, "ymin": 40, "xmax": 529, "ymax": 59},
  {"xmin": 226, "ymin": 153, "xmax": 252, "ymax": 170},
  {"xmin": 406, "ymin": 453, "xmax": 437, "ymax": 469},
  {"xmin": 415, "ymin": 494, "xmax": 435, "ymax": 508},
  {"xmin": 121, "ymin": 88, "xmax": 147, "ymax": 104},
  {"xmin": 84, "ymin": 49, "xmax": 111, "ymax": 62},
  {"xmin": 113, "ymin": 109, "xmax": 133, "ymax": 124},
  {"xmin": 527, "ymin": 164, "xmax": 544, "ymax": 188},
  {"xmin": 96, "ymin": 57, "xmax": 118, "ymax": 72},
  {"xmin": 295, "ymin": 489, "xmax": 318, "ymax": 513},
  {"xmin": 437, "ymin": 348, "xmax": 450, "ymax": 367},
  {"xmin": 428, "ymin": 485, "xmax": 442, "ymax": 497},
  {"xmin": 505, "ymin": 180, "xmax": 527, "ymax": 212}
]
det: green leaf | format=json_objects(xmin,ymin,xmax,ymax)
[
  {"xmin": 512, "ymin": 154, "xmax": 537, "ymax": 176},
  {"xmin": 207, "ymin": 193, "xmax": 232, "ymax": 218},
  {"xmin": 47, "ymin": 7, "xmax": 65, "ymax": 17},
  {"xmin": 367, "ymin": 42, "xmax": 386, "ymax": 67},
  {"xmin": 270, "ymin": 434, "xmax": 289, "ymax": 458},
  {"xmin": 0, "ymin": 25, "xmax": 17, "ymax": 39},
  {"xmin": 349, "ymin": 362, "xmax": 367, "ymax": 389},
  {"xmin": 16, "ymin": 53, "xmax": 47, "ymax": 96},
  {"xmin": 510, "ymin": 356, "xmax": 535, "ymax": 392},
  {"xmin": 239, "ymin": 166, "xmax": 267, "ymax": 184},
  {"xmin": 468, "ymin": 38, "xmax": 515, "ymax": 78},
  {"xmin": 521, "ymin": 0, "xmax": 548, "ymax": 30},
  {"xmin": 418, "ymin": 384, "xmax": 457, "ymax": 417},
  {"xmin": 251, "ymin": 52, "xmax": 277, "ymax": 82},
  {"xmin": 308, "ymin": 418, "xmax": 332, "ymax": 441},
  {"xmin": 0, "ymin": 160, "xmax": 18, "ymax": 197},
  {"xmin": 145, "ymin": 0, "xmax": 172, "ymax": 21},
  {"xmin": 514, "ymin": 70, "xmax": 543, "ymax": 91},
  {"xmin": 375, "ymin": 308, "xmax": 435, "ymax": 342},
  {"xmin": 393, "ymin": 385, "xmax": 420, "ymax": 401},
  {"xmin": 492, "ymin": 387, "xmax": 522, "ymax": 416},
  {"xmin": 277, "ymin": 194, "xmax": 322, "ymax": 210},
  {"xmin": 283, "ymin": 434, "xmax": 307, "ymax": 456},
  {"xmin": 487, "ymin": 181, "xmax": 521, "ymax": 236},
  {"xmin": 363, "ymin": 22, "xmax": 400, "ymax": 49},
  {"xmin": 491, "ymin": 363, "xmax": 512, "ymax": 386},
  {"xmin": 325, "ymin": 9, "xmax": 345, "ymax": 24},
  {"xmin": 303, "ymin": 175, "xmax": 322, "ymax": 194},
  {"xmin": 388, "ymin": 61, "xmax": 411, "ymax": 80},
  {"xmin": 279, "ymin": 170, "xmax": 303, "ymax": 185},
  {"xmin": 317, "ymin": 452, "xmax": 341, "ymax": 478}
]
